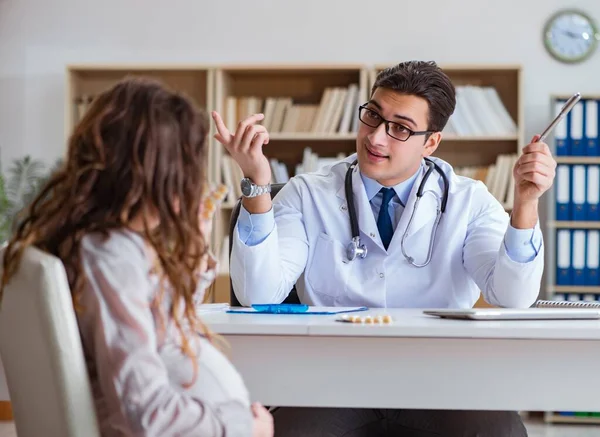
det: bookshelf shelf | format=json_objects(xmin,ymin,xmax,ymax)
[
  {"xmin": 545, "ymin": 413, "xmax": 600, "ymax": 424},
  {"xmin": 549, "ymin": 286, "xmax": 600, "ymax": 293},
  {"xmin": 269, "ymin": 133, "xmax": 357, "ymax": 141},
  {"xmin": 555, "ymin": 156, "xmax": 600, "ymax": 164},
  {"xmin": 547, "ymin": 221, "xmax": 600, "ymax": 229},
  {"xmin": 443, "ymin": 135, "xmax": 519, "ymax": 141}
]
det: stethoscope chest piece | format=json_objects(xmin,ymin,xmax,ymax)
[{"xmin": 345, "ymin": 236, "xmax": 367, "ymax": 262}]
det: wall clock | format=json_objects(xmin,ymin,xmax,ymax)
[{"xmin": 543, "ymin": 9, "xmax": 600, "ymax": 63}]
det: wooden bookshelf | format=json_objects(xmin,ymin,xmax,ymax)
[
  {"xmin": 212, "ymin": 65, "xmax": 369, "ymax": 292},
  {"xmin": 63, "ymin": 64, "xmax": 224, "ymax": 251},
  {"xmin": 213, "ymin": 64, "xmax": 368, "ymax": 185},
  {"xmin": 64, "ymin": 63, "xmax": 527, "ymax": 305},
  {"xmin": 64, "ymin": 64, "xmax": 215, "ymax": 179}
]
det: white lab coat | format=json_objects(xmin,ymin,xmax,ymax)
[{"xmin": 231, "ymin": 154, "xmax": 544, "ymax": 309}]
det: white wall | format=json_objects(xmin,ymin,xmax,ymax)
[
  {"xmin": 2, "ymin": 0, "xmax": 600, "ymax": 167},
  {"xmin": 1, "ymin": 0, "xmax": 599, "ymax": 400}
]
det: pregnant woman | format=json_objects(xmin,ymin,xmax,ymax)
[{"xmin": 1, "ymin": 77, "xmax": 273, "ymax": 437}]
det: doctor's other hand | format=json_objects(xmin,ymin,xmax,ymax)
[
  {"xmin": 212, "ymin": 111, "xmax": 272, "ymax": 186},
  {"xmin": 513, "ymin": 135, "xmax": 557, "ymax": 204},
  {"xmin": 251, "ymin": 402, "xmax": 274, "ymax": 437}
]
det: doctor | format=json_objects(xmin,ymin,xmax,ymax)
[{"xmin": 213, "ymin": 61, "xmax": 555, "ymax": 436}]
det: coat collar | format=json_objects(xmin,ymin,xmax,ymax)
[
  {"xmin": 336, "ymin": 158, "xmax": 446, "ymax": 251},
  {"xmin": 359, "ymin": 168, "xmax": 419, "ymax": 206}
]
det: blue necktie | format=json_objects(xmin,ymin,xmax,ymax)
[{"xmin": 377, "ymin": 188, "xmax": 395, "ymax": 250}]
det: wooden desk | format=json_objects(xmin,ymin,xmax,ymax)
[{"xmin": 202, "ymin": 309, "xmax": 600, "ymax": 412}]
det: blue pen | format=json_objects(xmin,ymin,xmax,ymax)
[{"xmin": 251, "ymin": 304, "xmax": 309, "ymax": 314}]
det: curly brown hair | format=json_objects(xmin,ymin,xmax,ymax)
[{"xmin": 0, "ymin": 76, "xmax": 212, "ymax": 372}]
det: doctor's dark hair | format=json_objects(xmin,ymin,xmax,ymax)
[
  {"xmin": 371, "ymin": 60, "xmax": 456, "ymax": 132},
  {"xmin": 1, "ymin": 76, "xmax": 214, "ymax": 384}
]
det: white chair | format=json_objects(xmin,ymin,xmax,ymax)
[{"xmin": 0, "ymin": 245, "xmax": 100, "ymax": 437}]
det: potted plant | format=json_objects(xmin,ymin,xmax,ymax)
[{"xmin": 0, "ymin": 156, "xmax": 62, "ymax": 243}]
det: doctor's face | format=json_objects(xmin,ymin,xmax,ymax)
[{"xmin": 356, "ymin": 88, "xmax": 441, "ymax": 187}]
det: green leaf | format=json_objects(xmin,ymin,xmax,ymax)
[{"xmin": 5, "ymin": 155, "xmax": 45, "ymax": 217}]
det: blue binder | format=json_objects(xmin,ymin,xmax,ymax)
[
  {"xmin": 572, "ymin": 230, "xmax": 586, "ymax": 286},
  {"xmin": 555, "ymin": 99, "xmax": 570, "ymax": 156},
  {"xmin": 555, "ymin": 165, "xmax": 570, "ymax": 220},
  {"xmin": 585, "ymin": 230, "xmax": 600, "ymax": 286},
  {"xmin": 556, "ymin": 229, "xmax": 571, "ymax": 286},
  {"xmin": 587, "ymin": 165, "xmax": 600, "ymax": 221},
  {"xmin": 584, "ymin": 99, "xmax": 599, "ymax": 156},
  {"xmin": 571, "ymin": 165, "xmax": 587, "ymax": 221},
  {"xmin": 570, "ymin": 100, "xmax": 585, "ymax": 156}
]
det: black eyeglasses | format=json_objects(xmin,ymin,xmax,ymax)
[{"xmin": 358, "ymin": 104, "xmax": 435, "ymax": 142}]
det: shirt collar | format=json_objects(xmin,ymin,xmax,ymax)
[{"xmin": 360, "ymin": 162, "xmax": 422, "ymax": 206}]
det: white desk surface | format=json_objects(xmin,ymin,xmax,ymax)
[
  {"xmin": 200, "ymin": 308, "xmax": 600, "ymax": 411},
  {"xmin": 202, "ymin": 308, "xmax": 600, "ymax": 340}
]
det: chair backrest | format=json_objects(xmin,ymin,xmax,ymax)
[
  {"xmin": 228, "ymin": 183, "xmax": 300, "ymax": 306},
  {"xmin": 0, "ymin": 245, "xmax": 100, "ymax": 437}
]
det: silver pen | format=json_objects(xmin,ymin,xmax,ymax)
[{"xmin": 539, "ymin": 92, "xmax": 581, "ymax": 142}]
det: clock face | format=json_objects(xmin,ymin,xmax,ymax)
[{"xmin": 544, "ymin": 9, "xmax": 599, "ymax": 63}]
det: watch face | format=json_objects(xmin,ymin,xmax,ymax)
[
  {"xmin": 241, "ymin": 178, "xmax": 253, "ymax": 196},
  {"xmin": 544, "ymin": 9, "xmax": 599, "ymax": 63}
]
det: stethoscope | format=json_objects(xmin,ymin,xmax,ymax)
[{"xmin": 344, "ymin": 157, "xmax": 449, "ymax": 267}]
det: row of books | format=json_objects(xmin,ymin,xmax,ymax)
[
  {"xmin": 555, "ymin": 164, "xmax": 600, "ymax": 221},
  {"xmin": 221, "ymin": 155, "xmax": 245, "ymax": 206},
  {"xmin": 224, "ymin": 84, "xmax": 360, "ymax": 135},
  {"xmin": 222, "ymin": 150, "xmax": 518, "ymax": 208},
  {"xmin": 554, "ymin": 97, "xmax": 600, "ymax": 156},
  {"xmin": 453, "ymin": 153, "xmax": 518, "ymax": 210},
  {"xmin": 556, "ymin": 229, "xmax": 599, "ymax": 286},
  {"xmin": 442, "ymin": 85, "xmax": 517, "ymax": 137},
  {"xmin": 269, "ymin": 148, "xmax": 348, "ymax": 184},
  {"xmin": 75, "ymin": 84, "xmax": 517, "ymax": 140},
  {"xmin": 220, "ymin": 149, "xmax": 347, "ymax": 206}
]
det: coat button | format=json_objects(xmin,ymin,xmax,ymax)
[
  {"xmin": 379, "ymin": 273, "xmax": 384, "ymax": 279},
  {"xmin": 370, "ymin": 232, "xmax": 376, "ymax": 238},
  {"xmin": 341, "ymin": 205, "xmax": 347, "ymax": 211}
]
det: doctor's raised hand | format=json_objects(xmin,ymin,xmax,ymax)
[
  {"xmin": 212, "ymin": 111, "xmax": 272, "ymax": 185},
  {"xmin": 212, "ymin": 111, "xmax": 273, "ymax": 214},
  {"xmin": 511, "ymin": 134, "xmax": 557, "ymax": 229}
]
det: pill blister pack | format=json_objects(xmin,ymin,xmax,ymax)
[
  {"xmin": 200, "ymin": 184, "xmax": 228, "ymax": 220},
  {"xmin": 336, "ymin": 314, "xmax": 393, "ymax": 324}
]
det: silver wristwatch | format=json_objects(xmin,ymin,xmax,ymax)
[{"xmin": 240, "ymin": 177, "xmax": 271, "ymax": 198}]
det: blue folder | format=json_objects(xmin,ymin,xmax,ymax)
[{"xmin": 227, "ymin": 304, "xmax": 369, "ymax": 315}]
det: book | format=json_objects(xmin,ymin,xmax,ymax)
[{"xmin": 534, "ymin": 299, "xmax": 600, "ymax": 309}]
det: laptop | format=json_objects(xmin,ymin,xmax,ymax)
[{"xmin": 422, "ymin": 308, "xmax": 600, "ymax": 320}]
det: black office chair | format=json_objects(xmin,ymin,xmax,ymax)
[{"xmin": 228, "ymin": 183, "xmax": 301, "ymax": 307}]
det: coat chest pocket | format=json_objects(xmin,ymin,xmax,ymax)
[{"xmin": 306, "ymin": 232, "xmax": 353, "ymax": 300}]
